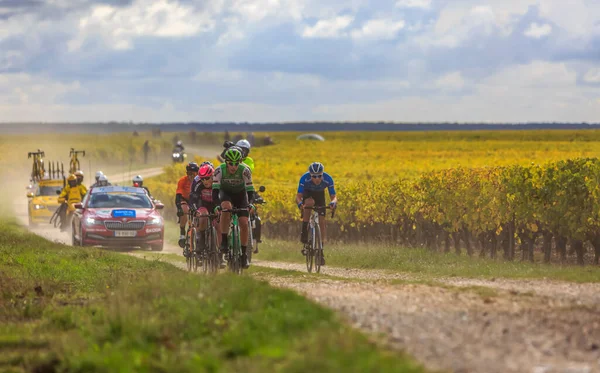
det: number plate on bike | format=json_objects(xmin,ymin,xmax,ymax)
[{"xmin": 114, "ymin": 230, "xmax": 137, "ymax": 237}]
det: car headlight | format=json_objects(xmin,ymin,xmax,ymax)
[
  {"xmin": 173, "ymin": 153, "xmax": 179, "ymax": 157},
  {"xmin": 148, "ymin": 217, "xmax": 162, "ymax": 225},
  {"xmin": 86, "ymin": 217, "xmax": 100, "ymax": 226},
  {"xmin": 34, "ymin": 204, "xmax": 46, "ymax": 210}
]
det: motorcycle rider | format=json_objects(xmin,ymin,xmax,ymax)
[
  {"xmin": 74, "ymin": 170, "xmax": 87, "ymax": 195},
  {"xmin": 132, "ymin": 175, "xmax": 152, "ymax": 198},
  {"xmin": 58, "ymin": 174, "xmax": 87, "ymax": 232}
]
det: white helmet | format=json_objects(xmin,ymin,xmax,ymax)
[
  {"xmin": 133, "ymin": 175, "xmax": 143, "ymax": 187},
  {"xmin": 236, "ymin": 139, "xmax": 251, "ymax": 157},
  {"xmin": 98, "ymin": 175, "xmax": 108, "ymax": 186},
  {"xmin": 95, "ymin": 171, "xmax": 104, "ymax": 181}
]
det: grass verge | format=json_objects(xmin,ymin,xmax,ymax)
[
  {"xmin": 0, "ymin": 217, "xmax": 425, "ymax": 373},
  {"xmin": 255, "ymin": 239, "xmax": 600, "ymax": 283}
]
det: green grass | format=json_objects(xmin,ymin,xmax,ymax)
[
  {"xmin": 0, "ymin": 218, "xmax": 425, "ymax": 373},
  {"xmin": 256, "ymin": 239, "xmax": 600, "ymax": 283}
]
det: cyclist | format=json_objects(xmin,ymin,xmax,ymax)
[
  {"xmin": 235, "ymin": 139, "xmax": 255, "ymax": 173},
  {"xmin": 74, "ymin": 170, "xmax": 88, "ymax": 195},
  {"xmin": 213, "ymin": 148, "xmax": 255, "ymax": 269},
  {"xmin": 235, "ymin": 139, "xmax": 262, "ymax": 248},
  {"xmin": 58, "ymin": 174, "xmax": 87, "ymax": 232},
  {"xmin": 176, "ymin": 162, "xmax": 199, "ymax": 248},
  {"xmin": 296, "ymin": 162, "xmax": 337, "ymax": 266},
  {"xmin": 132, "ymin": 175, "xmax": 152, "ymax": 198},
  {"xmin": 189, "ymin": 164, "xmax": 221, "ymax": 259}
]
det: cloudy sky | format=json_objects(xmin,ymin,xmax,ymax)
[{"xmin": 0, "ymin": 0, "xmax": 599, "ymax": 122}]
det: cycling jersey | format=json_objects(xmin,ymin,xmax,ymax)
[
  {"xmin": 297, "ymin": 172, "xmax": 336, "ymax": 195},
  {"xmin": 242, "ymin": 157, "xmax": 255, "ymax": 173},
  {"xmin": 189, "ymin": 177, "xmax": 214, "ymax": 210},
  {"xmin": 176, "ymin": 175, "xmax": 193, "ymax": 201},
  {"xmin": 213, "ymin": 163, "xmax": 254, "ymax": 194}
]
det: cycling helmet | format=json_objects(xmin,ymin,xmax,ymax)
[
  {"xmin": 95, "ymin": 171, "xmax": 104, "ymax": 181},
  {"xmin": 224, "ymin": 148, "xmax": 243, "ymax": 163},
  {"xmin": 186, "ymin": 162, "xmax": 199, "ymax": 173},
  {"xmin": 74, "ymin": 170, "xmax": 84, "ymax": 178},
  {"xmin": 98, "ymin": 175, "xmax": 109, "ymax": 186},
  {"xmin": 198, "ymin": 164, "xmax": 214, "ymax": 179},
  {"xmin": 200, "ymin": 160, "xmax": 214, "ymax": 168},
  {"xmin": 67, "ymin": 174, "xmax": 77, "ymax": 187},
  {"xmin": 176, "ymin": 140, "xmax": 183, "ymax": 146},
  {"xmin": 236, "ymin": 139, "xmax": 251, "ymax": 157},
  {"xmin": 308, "ymin": 162, "xmax": 324, "ymax": 174},
  {"xmin": 133, "ymin": 175, "xmax": 143, "ymax": 187}
]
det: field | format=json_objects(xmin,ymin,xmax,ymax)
[{"xmin": 146, "ymin": 130, "xmax": 600, "ymax": 266}]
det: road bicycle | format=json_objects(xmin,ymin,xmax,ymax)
[
  {"xmin": 28, "ymin": 149, "xmax": 45, "ymax": 181},
  {"xmin": 69, "ymin": 148, "xmax": 86, "ymax": 174},
  {"xmin": 199, "ymin": 212, "xmax": 220, "ymax": 274},
  {"xmin": 303, "ymin": 206, "xmax": 335, "ymax": 273},
  {"xmin": 221, "ymin": 207, "xmax": 248, "ymax": 274},
  {"xmin": 184, "ymin": 210, "xmax": 200, "ymax": 272}
]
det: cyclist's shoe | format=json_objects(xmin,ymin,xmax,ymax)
[
  {"xmin": 253, "ymin": 246, "xmax": 259, "ymax": 254},
  {"xmin": 183, "ymin": 247, "xmax": 190, "ymax": 258},
  {"xmin": 242, "ymin": 253, "xmax": 250, "ymax": 269},
  {"xmin": 178, "ymin": 235, "xmax": 186, "ymax": 248},
  {"xmin": 319, "ymin": 255, "xmax": 326, "ymax": 266},
  {"xmin": 219, "ymin": 255, "xmax": 227, "ymax": 269},
  {"xmin": 301, "ymin": 248, "xmax": 307, "ymax": 256}
]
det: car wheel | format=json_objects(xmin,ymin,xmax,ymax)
[{"xmin": 151, "ymin": 241, "xmax": 164, "ymax": 252}]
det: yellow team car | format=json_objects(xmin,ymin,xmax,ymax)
[{"xmin": 27, "ymin": 179, "xmax": 64, "ymax": 226}]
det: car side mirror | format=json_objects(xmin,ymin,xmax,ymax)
[
  {"xmin": 27, "ymin": 192, "xmax": 34, "ymax": 198},
  {"xmin": 154, "ymin": 203, "xmax": 164, "ymax": 210},
  {"xmin": 259, "ymin": 186, "xmax": 266, "ymax": 192},
  {"xmin": 73, "ymin": 203, "xmax": 83, "ymax": 209}
]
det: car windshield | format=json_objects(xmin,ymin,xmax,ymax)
[
  {"xmin": 88, "ymin": 192, "xmax": 152, "ymax": 209},
  {"xmin": 37, "ymin": 185, "xmax": 62, "ymax": 196}
]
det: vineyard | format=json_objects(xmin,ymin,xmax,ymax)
[{"xmin": 146, "ymin": 130, "xmax": 600, "ymax": 265}]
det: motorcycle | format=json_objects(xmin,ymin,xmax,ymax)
[{"xmin": 172, "ymin": 150, "xmax": 186, "ymax": 163}]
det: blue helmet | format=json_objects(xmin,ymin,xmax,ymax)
[{"xmin": 308, "ymin": 162, "xmax": 324, "ymax": 174}]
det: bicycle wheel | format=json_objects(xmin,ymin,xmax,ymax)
[
  {"xmin": 202, "ymin": 229, "xmax": 209, "ymax": 274},
  {"xmin": 314, "ymin": 223, "xmax": 323, "ymax": 274},
  {"xmin": 208, "ymin": 226, "xmax": 219, "ymax": 274},
  {"xmin": 306, "ymin": 227, "xmax": 314, "ymax": 273},
  {"xmin": 191, "ymin": 228, "xmax": 199, "ymax": 272},
  {"xmin": 247, "ymin": 219, "xmax": 253, "ymax": 264},
  {"xmin": 232, "ymin": 225, "xmax": 242, "ymax": 274}
]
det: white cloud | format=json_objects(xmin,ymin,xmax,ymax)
[
  {"xmin": 350, "ymin": 19, "xmax": 405, "ymax": 41},
  {"xmin": 302, "ymin": 15, "xmax": 354, "ymax": 38},
  {"xmin": 69, "ymin": 0, "xmax": 216, "ymax": 50},
  {"xmin": 395, "ymin": 0, "xmax": 431, "ymax": 9},
  {"xmin": 524, "ymin": 23, "xmax": 552, "ymax": 39},
  {"xmin": 435, "ymin": 72, "xmax": 465, "ymax": 91},
  {"xmin": 0, "ymin": 74, "xmax": 82, "ymax": 106},
  {"xmin": 583, "ymin": 68, "xmax": 600, "ymax": 84}
]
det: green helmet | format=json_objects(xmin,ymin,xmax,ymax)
[{"xmin": 224, "ymin": 147, "xmax": 243, "ymax": 163}]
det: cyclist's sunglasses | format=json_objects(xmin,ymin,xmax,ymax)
[
  {"xmin": 226, "ymin": 161, "xmax": 240, "ymax": 166},
  {"xmin": 200, "ymin": 176, "xmax": 212, "ymax": 181},
  {"xmin": 311, "ymin": 174, "xmax": 323, "ymax": 179}
]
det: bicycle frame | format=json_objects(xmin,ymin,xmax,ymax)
[
  {"xmin": 221, "ymin": 208, "xmax": 248, "ymax": 274},
  {"xmin": 303, "ymin": 206, "xmax": 335, "ymax": 273}
]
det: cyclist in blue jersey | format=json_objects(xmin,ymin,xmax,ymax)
[{"xmin": 296, "ymin": 162, "xmax": 337, "ymax": 265}]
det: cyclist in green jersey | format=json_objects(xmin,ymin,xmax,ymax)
[{"xmin": 213, "ymin": 148, "xmax": 255, "ymax": 268}]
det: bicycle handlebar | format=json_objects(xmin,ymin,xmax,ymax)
[
  {"xmin": 221, "ymin": 208, "xmax": 249, "ymax": 213},
  {"xmin": 304, "ymin": 205, "xmax": 336, "ymax": 218}
]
